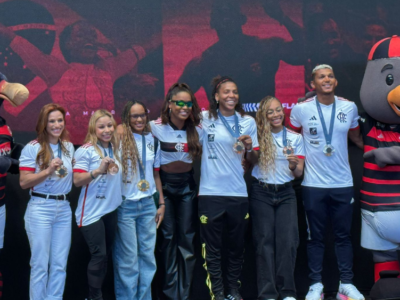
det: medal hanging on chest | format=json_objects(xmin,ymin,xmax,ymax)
[
  {"xmin": 137, "ymin": 134, "xmax": 150, "ymax": 192},
  {"xmin": 316, "ymin": 98, "xmax": 336, "ymax": 156},
  {"xmin": 218, "ymin": 110, "xmax": 244, "ymax": 154},
  {"xmin": 54, "ymin": 141, "xmax": 68, "ymax": 178},
  {"xmin": 281, "ymin": 127, "xmax": 294, "ymax": 156}
]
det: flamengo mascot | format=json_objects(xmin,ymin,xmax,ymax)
[
  {"xmin": 0, "ymin": 72, "xmax": 29, "ymax": 298},
  {"xmin": 359, "ymin": 35, "xmax": 400, "ymax": 287}
]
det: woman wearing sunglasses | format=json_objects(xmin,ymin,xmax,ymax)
[
  {"xmin": 150, "ymin": 83, "xmax": 202, "ymax": 300},
  {"xmin": 198, "ymin": 76, "xmax": 259, "ymax": 300},
  {"xmin": 251, "ymin": 96, "xmax": 304, "ymax": 300}
]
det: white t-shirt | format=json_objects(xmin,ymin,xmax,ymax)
[
  {"xmin": 121, "ymin": 132, "xmax": 161, "ymax": 200},
  {"xmin": 73, "ymin": 143, "xmax": 122, "ymax": 227},
  {"xmin": 252, "ymin": 128, "xmax": 305, "ymax": 184},
  {"xmin": 19, "ymin": 140, "xmax": 74, "ymax": 194},
  {"xmin": 150, "ymin": 119, "xmax": 202, "ymax": 165},
  {"xmin": 199, "ymin": 110, "xmax": 259, "ymax": 197},
  {"xmin": 289, "ymin": 96, "xmax": 359, "ymax": 188}
]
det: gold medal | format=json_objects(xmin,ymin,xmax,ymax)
[
  {"xmin": 108, "ymin": 162, "xmax": 119, "ymax": 175},
  {"xmin": 138, "ymin": 179, "xmax": 150, "ymax": 191},
  {"xmin": 283, "ymin": 146, "xmax": 294, "ymax": 156},
  {"xmin": 233, "ymin": 140, "xmax": 245, "ymax": 154},
  {"xmin": 55, "ymin": 165, "xmax": 68, "ymax": 178}
]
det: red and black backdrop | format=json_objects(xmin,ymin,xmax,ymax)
[{"xmin": 0, "ymin": 0, "xmax": 399, "ymax": 299}]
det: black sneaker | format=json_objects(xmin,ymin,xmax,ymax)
[
  {"xmin": 214, "ymin": 291, "xmax": 226, "ymax": 300},
  {"xmin": 226, "ymin": 289, "xmax": 243, "ymax": 300}
]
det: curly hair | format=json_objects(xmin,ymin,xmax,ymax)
[
  {"xmin": 35, "ymin": 104, "xmax": 71, "ymax": 170},
  {"xmin": 160, "ymin": 82, "xmax": 202, "ymax": 159},
  {"xmin": 256, "ymin": 96, "xmax": 285, "ymax": 175},
  {"xmin": 208, "ymin": 75, "xmax": 245, "ymax": 120},
  {"xmin": 120, "ymin": 101, "xmax": 151, "ymax": 182},
  {"xmin": 84, "ymin": 109, "xmax": 120, "ymax": 162}
]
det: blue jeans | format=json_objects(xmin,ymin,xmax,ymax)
[
  {"xmin": 113, "ymin": 196, "xmax": 157, "ymax": 300},
  {"xmin": 24, "ymin": 196, "xmax": 71, "ymax": 300}
]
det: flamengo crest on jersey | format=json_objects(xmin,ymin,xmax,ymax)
[
  {"xmin": 19, "ymin": 140, "xmax": 74, "ymax": 195},
  {"xmin": 199, "ymin": 110, "xmax": 259, "ymax": 197},
  {"xmin": 73, "ymin": 143, "xmax": 122, "ymax": 227},
  {"xmin": 252, "ymin": 128, "xmax": 305, "ymax": 184},
  {"xmin": 289, "ymin": 96, "xmax": 359, "ymax": 188}
]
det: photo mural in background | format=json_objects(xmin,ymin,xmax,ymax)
[{"xmin": 0, "ymin": 0, "xmax": 399, "ymax": 144}]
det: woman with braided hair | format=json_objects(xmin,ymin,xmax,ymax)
[
  {"xmin": 250, "ymin": 96, "xmax": 304, "ymax": 300},
  {"xmin": 150, "ymin": 83, "xmax": 202, "ymax": 300},
  {"xmin": 113, "ymin": 100, "xmax": 164, "ymax": 300}
]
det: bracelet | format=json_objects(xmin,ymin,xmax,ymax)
[
  {"xmin": 158, "ymin": 203, "xmax": 165, "ymax": 208},
  {"xmin": 246, "ymin": 148, "xmax": 253, "ymax": 153},
  {"xmin": 90, "ymin": 171, "xmax": 96, "ymax": 179}
]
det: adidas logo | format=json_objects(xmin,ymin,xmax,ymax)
[
  {"xmin": 208, "ymin": 123, "xmax": 216, "ymax": 128},
  {"xmin": 377, "ymin": 133, "xmax": 384, "ymax": 139},
  {"xmin": 309, "ymin": 116, "xmax": 317, "ymax": 121},
  {"xmin": 177, "ymin": 134, "xmax": 182, "ymax": 138}
]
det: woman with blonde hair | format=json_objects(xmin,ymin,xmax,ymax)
[
  {"xmin": 73, "ymin": 109, "xmax": 122, "ymax": 300},
  {"xmin": 250, "ymin": 96, "xmax": 305, "ymax": 300},
  {"xmin": 19, "ymin": 103, "xmax": 74, "ymax": 300}
]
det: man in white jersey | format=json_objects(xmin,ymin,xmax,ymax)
[{"xmin": 289, "ymin": 65, "xmax": 364, "ymax": 300}]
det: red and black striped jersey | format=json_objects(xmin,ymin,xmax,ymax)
[
  {"xmin": 360, "ymin": 112, "xmax": 400, "ymax": 211},
  {"xmin": 0, "ymin": 117, "xmax": 13, "ymax": 207}
]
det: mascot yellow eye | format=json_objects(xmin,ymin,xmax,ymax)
[{"xmin": 386, "ymin": 74, "xmax": 394, "ymax": 86}]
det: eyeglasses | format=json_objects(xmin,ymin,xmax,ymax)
[
  {"xmin": 170, "ymin": 100, "xmax": 193, "ymax": 108},
  {"xmin": 130, "ymin": 114, "xmax": 147, "ymax": 120}
]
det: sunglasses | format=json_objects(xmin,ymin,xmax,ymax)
[{"xmin": 170, "ymin": 100, "xmax": 193, "ymax": 108}]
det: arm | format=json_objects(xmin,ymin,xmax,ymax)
[
  {"xmin": 153, "ymin": 170, "xmax": 165, "ymax": 229},
  {"xmin": 289, "ymin": 105, "xmax": 302, "ymax": 133},
  {"xmin": 348, "ymin": 127, "xmax": 363, "ymax": 149},
  {"xmin": 19, "ymin": 158, "xmax": 62, "ymax": 189},
  {"xmin": 364, "ymin": 147, "xmax": 400, "ymax": 168},
  {"xmin": 287, "ymin": 155, "xmax": 304, "ymax": 178},
  {"xmin": 73, "ymin": 157, "xmax": 113, "ymax": 187}
]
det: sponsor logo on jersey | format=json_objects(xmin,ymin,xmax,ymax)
[
  {"xmin": 337, "ymin": 111, "xmax": 347, "ymax": 123},
  {"xmin": 309, "ymin": 116, "xmax": 317, "ymax": 121},
  {"xmin": 208, "ymin": 123, "xmax": 216, "ymax": 129},
  {"xmin": 175, "ymin": 142, "xmax": 185, "ymax": 152},
  {"xmin": 200, "ymin": 215, "xmax": 208, "ymax": 224},
  {"xmin": 177, "ymin": 134, "xmax": 182, "ymax": 138},
  {"xmin": 310, "ymin": 140, "xmax": 319, "ymax": 145},
  {"xmin": 147, "ymin": 142, "xmax": 154, "ymax": 152},
  {"xmin": 208, "ymin": 134, "xmax": 215, "ymax": 142},
  {"xmin": 310, "ymin": 127, "xmax": 317, "ymax": 135},
  {"xmin": 231, "ymin": 124, "xmax": 244, "ymax": 135}
]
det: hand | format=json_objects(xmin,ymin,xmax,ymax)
[
  {"xmin": 364, "ymin": 149, "xmax": 387, "ymax": 168},
  {"xmin": 155, "ymin": 205, "xmax": 165, "ymax": 229},
  {"xmin": 96, "ymin": 157, "xmax": 114, "ymax": 174},
  {"xmin": 286, "ymin": 154, "xmax": 299, "ymax": 170},
  {"xmin": 47, "ymin": 157, "xmax": 63, "ymax": 175},
  {"xmin": 238, "ymin": 135, "xmax": 253, "ymax": 151}
]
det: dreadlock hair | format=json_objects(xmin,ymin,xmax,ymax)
[
  {"xmin": 160, "ymin": 82, "xmax": 202, "ymax": 159},
  {"xmin": 84, "ymin": 109, "xmax": 120, "ymax": 163},
  {"xmin": 35, "ymin": 104, "xmax": 71, "ymax": 170},
  {"xmin": 208, "ymin": 75, "xmax": 245, "ymax": 120},
  {"xmin": 120, "ymin": 100, "xmax": 151, "ymax": 182},
  {"xmin": 256, "ymin": 96, "xmax": 285, "ymax": 175}
]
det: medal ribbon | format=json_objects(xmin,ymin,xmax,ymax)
[
  {"xmin": 217, "ymin": 110, "xmax": 240, "ymax": 139},
  {"xmin": 99, "ymin": 143, "xmax": 114, "ymax": 159},
  {"xmin": 315, "ymin": 97, "xmax": 336, "ymax": 146},
  {"xmin": 282, "ymin": 126, "xmax": 287, "ymax": 147},
  {"xmin": 50, "ymin": 140, "xmax": 63, "ymax": 160},
  {"xmin": 137, "ymin": 134, "xmax": 146, "ymax": 181}
]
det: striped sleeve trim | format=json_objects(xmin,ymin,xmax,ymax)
[
  {"xmin": 73, "ymin": 169, "xmax": 88, "ymax": 173},
  {"xmin": 19, "ymin": 167, "xmax": 35, "ymax": 172}
]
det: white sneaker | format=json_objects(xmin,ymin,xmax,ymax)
[
  {"xmin": 336, "ymin": 282, "xmax": 365, "ymax": 300},
  {"xmin": 306, "ymin": 282, "xmax": 324, "ymax": 300},
  {"xmin": 283, "ymin": 297, "xmax": 297, "ymax": 300}
]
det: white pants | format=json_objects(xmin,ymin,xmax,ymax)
[
  {"xmin": 24, "ymin": 196, "xmax": 72, "ymax": 300},
  {"xmin": 0, "ymin": 205, "xmax": 6, "ymax": 249},
  {"xmin": 361, "ymin": 209, "xmax": 400, "ymax": 251}
]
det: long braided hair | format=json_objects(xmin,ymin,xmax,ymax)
[
  {"xmin": 120, "ymin": 101, "xmax": 151, "ymax": 182},
  {"xmin": 160, "ymin": 82, "xmax": 202, "ymax": 159}
]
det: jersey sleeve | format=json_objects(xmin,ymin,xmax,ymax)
[
  {"xmin": 153, "ymin": 140, "xmax": 161, "ymax": 171},
  {"xmin": 350, "ymin": 102, "xmax": 360, "ymax": 130},
  {"xmin": 150, "ymin": 120, "xmax": 160, "ymax": 139},
  {"xmin": 358, "ymin": 112, "xmax": 373, "ymax": 136},
  {"xmin": 19, "ymin": 142, "xmax": 38, "ymax": 172},
  {"xmin": 248, "ymin": 118, "xmax": 259, "ymax": 150},
  {"xmin": 289, "ymin": 104, "xmax": 302, "ymax": 131},
  {"xmin": 294, "ymin": 135, "xmax": 305, "ymax": 159},
  {"xmin": 196, "ymin": 124, "xmax": 204, "ymax": 144},
  {"xmin": 73, "ymin": 146, "xmax": 91, "ymax": 173}
]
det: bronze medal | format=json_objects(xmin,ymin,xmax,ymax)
[
  {"xmin": 233, "ymin": 140, "xmax": 245, "ymax": 154},
  {"xmin": 55, "ymin": 165, "xmax": 68, "ymax": 178},
  {"xmin": 138, "ymin": 179, "xmax": 150, "ymax": 191},
  {"xmin": 108, "ymin": 162, "xmax": 119, "ymax": 175},
  {"xmin": 283, "ymin": 146, "xmax": 294, "ymax": 156}
]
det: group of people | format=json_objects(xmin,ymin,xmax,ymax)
[{"xmin": 2, "ymin": 64, "xmax": 367, "ymax": 300}]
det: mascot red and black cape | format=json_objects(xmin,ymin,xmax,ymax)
[
  {"xmin": 0, "ymin": 73, "xmax": 28, "ymax": 299},
  {"xmin": 359, "ymin": 36, "xmax": 400, "ymax": 291}
]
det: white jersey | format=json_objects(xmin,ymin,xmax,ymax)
[
  {"xmin": 73, "ymin": 143, "xmax": 122, "ymax": 227},
  {"xmin": 121, "ymin": 132, "xmax": 161, "ymax": 200},
  {"xmin": 150, "ymin": 119, "xmax": 202, "ymax": 165},
  {"xmin": 289, "ymin": 96, "xmax": 359, "ymax": 188},
  {"xmin": 199, "ymin": 110, "xmax": 259, "ymax": 197},
  {"xmin": 19, "ymin": 140, "xmax": 74, "ymax": 194},
  {"xmin": 252, "ymin": 128, "xmax": 305, "ymax": 184}
]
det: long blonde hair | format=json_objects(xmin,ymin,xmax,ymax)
[
  {"xmin": 84, "ymin": 109, "xmax": 120, "ymax": 162},
  {"xmin": 256, "ymin": 96, "xmax": 284, "ymax": 174}
]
